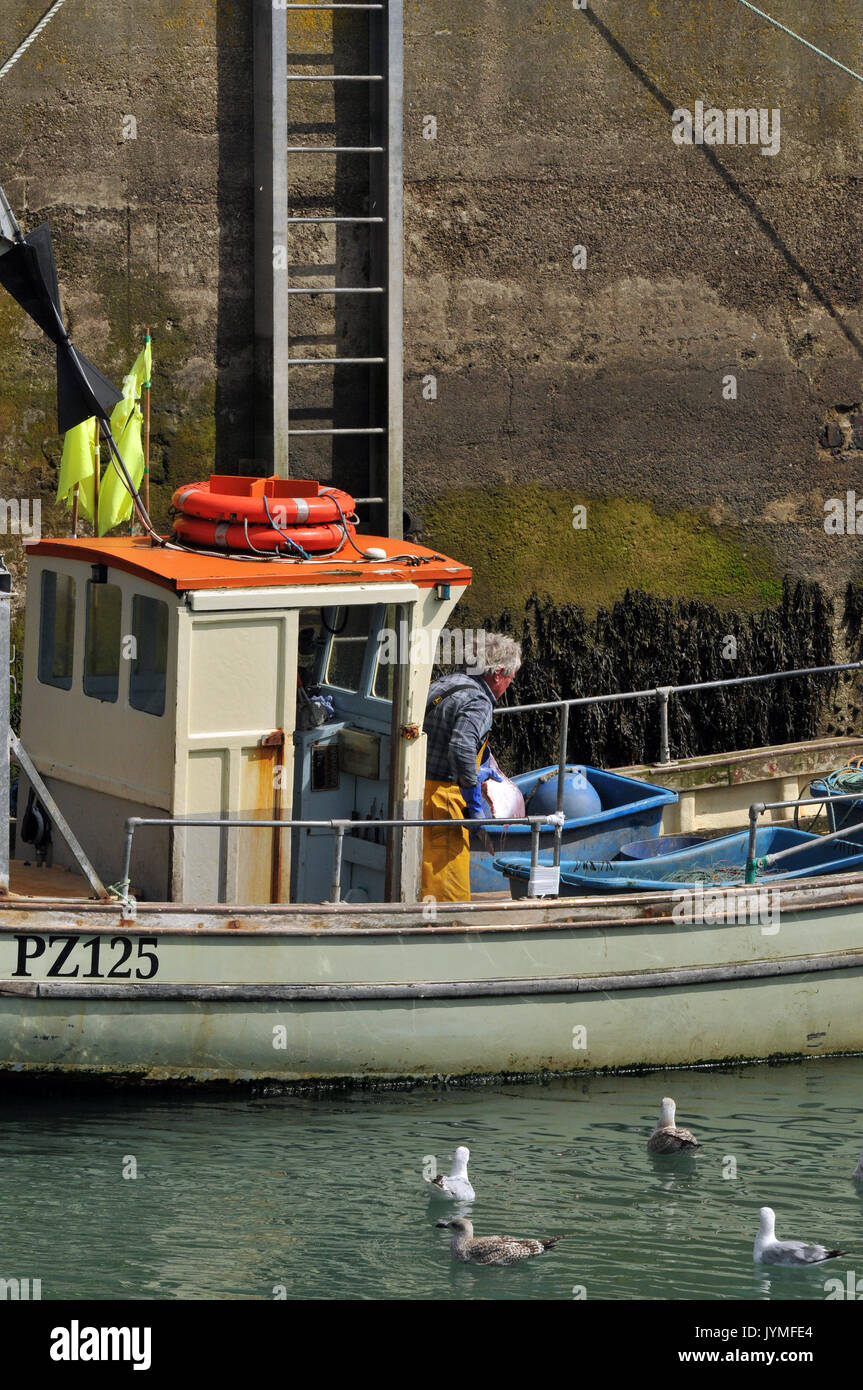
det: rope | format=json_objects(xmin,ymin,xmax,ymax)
[
  {"xmin": 732, "ymin": 0, "xmax": 863, "ymax": 87},
  {"xmin": 825, "ymin": 768, "xmax": 863, "ymax": 794},
  {"xmin": 261, "ymin": 496, "xmax": 312, "ymax": 560},
  {"xmin": 0, "ymin": 0, "xmax": 72, "ymax": 83}
]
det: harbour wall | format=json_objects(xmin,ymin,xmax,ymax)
[{"xmin": 0, "ymin": 1, "xmax": 862, "ymax": 629}]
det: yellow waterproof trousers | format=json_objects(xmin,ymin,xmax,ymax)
[{"xmin": 421, "ymin": 779, "xmax": 470, "ymax": 903}]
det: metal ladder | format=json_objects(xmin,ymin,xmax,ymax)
[{"xmin": 254, "ymin": 0, "xmax": 403, "ymax": 538}]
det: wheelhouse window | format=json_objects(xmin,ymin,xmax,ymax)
[
  {"xmin": 83, "ymin": 581, "xmax": 122, "ymax": 702},
  {"xmin": 297, "ymin": 608, "xmax": 327, "ymax": 688},
  {"xmin": 372, "ymin": 605, "xmax": 397, "ymax": 701},
  {"xmin": 37, "ymin": 570, "xmax": 75, "ymax": 691},
  {"xmin": 129, "ymin": 595, "xmax": 168, "ymax": 716},
  {"xmin": 323, "ymin": 605, "xmax": 375, "ymax": 692}
]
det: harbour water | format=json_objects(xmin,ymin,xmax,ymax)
[{"xmin": 3, "ymin": 1057, "xmax": 863, "ymax": 1301}]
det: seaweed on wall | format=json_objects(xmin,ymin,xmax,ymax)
[{"xmin": 440, "ymin": 579, "xmax": 836, "ymax": 772}]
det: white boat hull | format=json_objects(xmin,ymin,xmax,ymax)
[{"xmin": 1, "ymin": 876, "xmax": 863, "ymax": 1082}]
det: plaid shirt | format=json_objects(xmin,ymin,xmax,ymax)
[{"xmin": 423, "ymin": 673, "xmax": 496, "ymax": 788}]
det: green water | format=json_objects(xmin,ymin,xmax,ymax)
[{"xmin": 3, "ymin": 1058, "xmax": 863, "ymax": 1301}]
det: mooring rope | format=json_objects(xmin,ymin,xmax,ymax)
[
  {"xmin": 0, "ymin": 0, "xmax": 72, "ymax": 84},
  {"xmin": 733, "ymin": 0, "xmax": 863, "ymax": 87}
]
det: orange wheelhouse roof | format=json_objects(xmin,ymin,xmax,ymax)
[{"xmin": 25, "ymin": 535, "xmax": 472, "ymax": 594}]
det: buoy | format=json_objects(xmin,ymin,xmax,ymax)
[
  {"xmin": 172, "ymin": 475, "xmax": 355, "ymax": 526},
  {"xmin": 526, "ymin": 768, "xmax": 603, "ymax": 821},
  {"xmin": 174, "ymin": 515, "xmax": 350, "ymax": 554},
  {"xmin": 171, "ymin": 474, "xmax": 357, "ymax": 554}
]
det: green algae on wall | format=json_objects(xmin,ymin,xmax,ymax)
[{"xmin": 422, "ymin": 485, "xmax": 783, "ymax": 618}]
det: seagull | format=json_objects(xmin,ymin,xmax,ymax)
[
  {"xmin": 424, "ymin": 1145, "xmax": 475, "ymax": 1201},
  {"xmin": 647, "ymin": 1097, "xmax": 699, "ymax": 1154},
  {"xmin": 437, "ymin": 1217, "xmax": 561, "ymax": 1266},
  {"xmin": 854, "ymin": 1150, "xmax": 863, "ymax": 1181},
  {"xmin": 753, "ymin": 1207, "xmax": 846, "ymax": 1266}
]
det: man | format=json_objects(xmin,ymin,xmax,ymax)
[{"xmin": 421, "ymin": 632, "xmax": 522, "ymax": 903}]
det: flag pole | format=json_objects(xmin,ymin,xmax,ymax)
[
  {"xmin": 71, "ymin": 482, "xmax": 79, "ymax": 538},
  {"xmin": 93, "ymin": 428, "xmax": 100, "ymax": 536},
  {"xmin": 142, "ymin": 329, "xmax": 151, "ymax": 514}
]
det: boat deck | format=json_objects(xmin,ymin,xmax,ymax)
[{"xmin": 5, "ymin": 861, "xmax": 91, "ymax": 900}]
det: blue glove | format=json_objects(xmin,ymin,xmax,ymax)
[
  {"xmin": 459, "ymin": 783, "xmax": 485, "ymax": 819},
  {"xmin": 477, "ymin": 766, "xmax": 503, "ymax": 786}
]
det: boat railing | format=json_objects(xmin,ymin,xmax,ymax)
[
  {"xmin": 116, "ymin": 660, "xmax": 863, "ymax": 905},
  {"xmin": 745, "ymin": 792, "xmax": 863, "ymax": 883},
  {"xmin": 496, "ymin": 659, "xmax": 863, "ymax": 864},
  {"xmin": 119, "ymin": 811, "xmax": 566, "ymax": 907}
]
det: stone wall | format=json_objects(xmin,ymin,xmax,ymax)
[{"xmin": 0, "ymin": 1, "xmax": 862, "ymax": 620}]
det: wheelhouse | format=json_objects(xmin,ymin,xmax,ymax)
[{"xmin": 19, "ymin": 535, "xmax": 470, "ymax": 905}]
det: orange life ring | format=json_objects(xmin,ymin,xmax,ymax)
[
  {"xmin": 173, "ymin": 514, "xmax": 352, "ymax": 554},
  {"xmin": 172, "ymin": 474, "xmax": 355, "ymax": 527}
]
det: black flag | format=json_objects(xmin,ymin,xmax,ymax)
[{"xmin": 0, "ymin": 206, "xmax": 122, "ymax": 432}]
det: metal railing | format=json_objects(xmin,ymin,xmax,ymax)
[
  {"xmin": 495, "ymin": 659, "xmax": 863, "ymax": 866},
  {"xmin": 120, "ymin": 811, "xmax": 565, "ymax": 906},
  {"xmin": 116, "ymin": 661, "xmax": 863, "ymax": 904},
  {"xmin": 745, "ymin": 792, "xmax": 863, "ymax": 883}
]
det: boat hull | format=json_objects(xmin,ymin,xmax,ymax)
[{"xmin": 2, "ymin": 876, "xmax": 863, "ymax": 1083}]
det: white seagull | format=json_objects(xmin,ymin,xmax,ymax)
[
  {"xmin": 647, "ymin": 1097, "xmax": 699, "ymax": 1154},
  {"xmin": 437, "ymin": 1217, "xmax": 561, "ymax": 1266},
  {"xmin": 753, "ymin": 1207, "xmax": 846, "ymax": 1266},
  {"xmin": 424, "ymin": 1145, "xmax": 475, "ymax": 1202}
]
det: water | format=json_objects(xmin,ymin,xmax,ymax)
[{"xmin": 3, "ymin": 1057, "xmax": 863, "ymax": 1300}]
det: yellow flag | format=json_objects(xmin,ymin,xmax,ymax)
[
  {"xmin": 97, "ymin": 376, "xmax": 145, "ymax": 535},
  {"xmin": 57, "ymin": 417, "xmax": 97, "ymax": 522},
  {"xmin": 128, "ymin": 337, "xmax": 152, "ymax": 395}
]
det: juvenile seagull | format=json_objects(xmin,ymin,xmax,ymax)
[
  {"xmin": 647, "ymin": 1097, "xmax": 700, "ymax": 1154},
  {"xmin": 437, "ymin": 1217, "xmax": 561, "ymax": 1266},
  {"xmin": 753, "ymin": 1207, "xmax": 846, "ymax": 1266},
  {"xmin": 424, "ymin": 1145, "xmax": 475, "ymax": 1202}
]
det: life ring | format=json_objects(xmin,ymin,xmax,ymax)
[
  {"xmin": 173, "ymin": 514, "xmax": 353, "ymax": 554},
  {"xmin": 172, "ymin": 475, "xmax": 355, "ymax": 527}
]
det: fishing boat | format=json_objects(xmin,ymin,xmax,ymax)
[
  {"xmin": 3, "ymin": 71, "xmax": 863, "ymax": 1086},
  {"xmin": 3, "ymin": 515, "xmax": 863, "ymax": 1084}
]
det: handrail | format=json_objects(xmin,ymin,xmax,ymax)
[
  {"xmin": 496, "ymin": 659, "xmax": 863, "ymax": 718},
  {"xmin": 120, "ymin": 812, "xmax": 565, "ymax": 907},
  {"xmin": 120, "ymin": 659, "xmax": 863, "ymax": 907},
  {"xmin": 745, "ymin": 791, "xmax": 863, "ymax": 883},
  {"xmin": 495, "ymin": 659, "xmax": 863, "ymax": 850}
]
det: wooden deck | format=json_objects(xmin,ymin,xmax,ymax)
[{"xmin": 5, "ymin": 860, "xmax": 91, "ymax": 900}]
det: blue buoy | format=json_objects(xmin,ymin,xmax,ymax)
[{"xmin": 526, "ymin": 767, "xmax": 602, "ymax": 820}]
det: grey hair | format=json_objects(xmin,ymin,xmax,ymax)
[{"xmin": 478, "ymin": 632, "xmax": 522, "ymax": 679}]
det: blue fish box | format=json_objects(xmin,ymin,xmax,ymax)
[
  {"xmin": 470, "ymin": 763, "xmax": 677, "ymax": 892},
  {"xmin": 493, "ymin": 824, "xmax": 863, "ymax": 897}
]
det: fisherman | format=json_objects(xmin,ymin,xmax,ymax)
[{"xmin": 421, "ymin": 633, "xmax": 522, "ymax": 903}]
